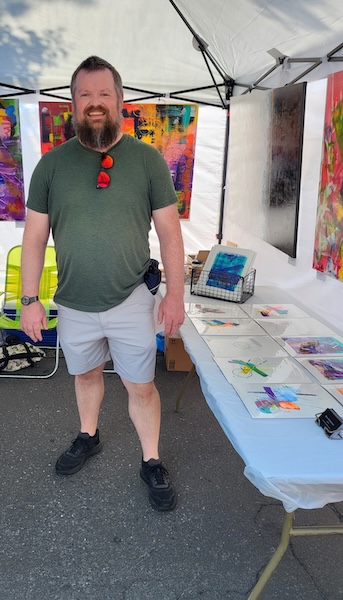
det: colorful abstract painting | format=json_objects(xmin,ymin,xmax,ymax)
[
  {"xmin": 39, "ymin": 102, "xmax": 74, "ymax": 154},
  {"xmin": 0, "ymin": 99, "xmax": 25, "ymax": 221},
  {"xmin": 313, "ymin": 71, "xmax": 343, "ymax": 281},
  {"xmin": 233, "ymin": 383, "xmax": 337, "ymax": 419},
  {"xmin": 122, "ymin": 104, "xmax": 198, "ymax": 219}
]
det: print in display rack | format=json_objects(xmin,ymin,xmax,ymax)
[{"xmin": 190, "ymin": 245, "xmax": 256, "ymax": 303}]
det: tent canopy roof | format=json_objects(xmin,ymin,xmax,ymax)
[{"xmin": 0, "ymin": 0, "xmax": 342, "ymax": 105}]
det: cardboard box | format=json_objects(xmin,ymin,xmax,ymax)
[{"xmin": 165, "ymin": 334, "xmax": 193, "ymax": 372}]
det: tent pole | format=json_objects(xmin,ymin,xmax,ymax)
[{"xmin": 217, "ymin": 106, "xmax": 230, "ymax": 245}]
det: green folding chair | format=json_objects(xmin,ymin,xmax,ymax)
[{"xmin": 0, "ymin": 245, "xmax": 59, "ymax": 378}]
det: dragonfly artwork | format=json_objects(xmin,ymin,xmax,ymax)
[{"xmin": 232, "ymin": 383, "xmax": 337, "ymax": 419}]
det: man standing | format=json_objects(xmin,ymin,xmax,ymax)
[{"xmin": 20, "ymin": 56, "xmax": 185, "ymax": 511}]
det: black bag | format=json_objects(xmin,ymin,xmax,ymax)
[
  {"xmin": 144, "ymin": 259, "xmax": 161, "ymax": 295},
  {"xmin": 0, "ymin": 334, "xmax": 46, "ymax": 372}
]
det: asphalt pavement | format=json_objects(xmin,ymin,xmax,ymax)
[{"xmin": 2, "ymin": 351, "xmax": 343, "ymax": 600}]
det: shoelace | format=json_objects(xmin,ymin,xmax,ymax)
[
  {"xmin": 68, "ymin": 437, "xmax": 91, "ymax": 456},
  {"xmin": 149, "ymin": 464, "xmax": 169, "ymax": 487}
]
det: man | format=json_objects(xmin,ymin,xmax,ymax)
[{"xmin": 20, "ymin": 56, "xmax": 185, "ymax": 511}]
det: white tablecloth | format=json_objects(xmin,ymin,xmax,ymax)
[{"xmin": 180, "ymin": 286, "xmax": 343, "ymax": 513}]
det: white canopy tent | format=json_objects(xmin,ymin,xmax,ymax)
[{"xmin": 0, "ymin": 0, "xmax": 343, "ymax": 327}]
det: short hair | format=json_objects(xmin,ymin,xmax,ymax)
[{"xmin": 70, "ymin": 56, "xmax": 123, "ymax": 100}]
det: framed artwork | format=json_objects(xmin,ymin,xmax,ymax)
[
  {"xmin": 228, "ymin": 82, "xmax": 306, "ymax": 258},
  {"xmin": 193, "ymin": 245, "xmax": 256, "ymax": 299},
  {"xmin": 296, "ymin": 357, "xmax": 343, "ymax": 383},
  {"xmin": 241, "ymin": 303, "xmax": 309, "ymax": 319},
  {"xmin": 185, "ymin": 302, "xmax": 247, "ymax": 319},
  {"xmin": 39, "ymin": 101, "xmax": 74, "ymax": 154},
  {"xmin": 122, "ymin": 104, "xmax": 198, "ymax": 219},
  {"xmin": 0, "ymin": 99, "xmax": 25, "ymax": 221},
  {"xmin": 214, "ymin": 355, "xmax": 311, "ymax": 384},
  {"xmin": 313, "ymin": 70, "xmax": 343, "ymax": 281},
  {"xmin": 190, "ymin": 317, "xmax": 264, "ymax": 336},
  {"xmin": 233, "ymin": 383, "xmax": 339, "ymax": 419},
  {"xmin": 204, "ymin": 335, "xmax": 288, "ymax": 358},
  {"xmin": 277, "ymin": 335, "xmax": 343, "ymax": 356}
]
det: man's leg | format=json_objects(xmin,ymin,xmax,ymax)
[
  {"xmin": 121, "ymin": 379, "xmax": 161, "ymax": 460},
  {"xmin": 55, "ymin": 363, "xmax": 106, "ymax": 475},
  {"xmin": 75, "ymin": 363, "xmax": 106, "ymax": 436},
  {"xmin": 122, "ymin": 377, "xmax": 176, "ymax": 511}
]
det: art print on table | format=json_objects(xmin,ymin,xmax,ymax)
[
  {"xmin": 242, "ymin": 303, "xmax": 309, "ymax": 319},
  {"xmin": 296, "ymin": 357, "xmax": 343, "ymax": 383},
  {"xmin": 0, "ymin": 99, "xmax": 25, "ymax": 221},
  {"xmin": 277, "ymin": 336, "xmax": 343, "ymax": 357},
  {"xmin": 185, "ymin": 302, "xmax": 247, "ymax": 319},
  {"xmin": 233, "ymin": 383, "xmax": 338, "ymax": 419},
  {"xmin": 193, "ymin": 245, "xmax": 256, "ymax": 300},
  {"xmin": 323, "ymin": 385, "xmax": 343, "ymax": 406},
  {"xmin": 256, "ymin": 317, "xmax": 335, "ymax": 338},
  {"xmin": 213, "ymin": 356, "xmax": 311, "ymax": 384},
  {"xmin": 204, "ymin": 335, "xmax": 287, "ymax": 358},
  {"xmin": 190, "ymin": 317, "xmax": 265, "ymax": 337}
]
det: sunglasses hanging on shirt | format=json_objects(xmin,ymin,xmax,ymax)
[{"xmin": 96, "ymin": 153, "xmax": 114, "ymax": 189}]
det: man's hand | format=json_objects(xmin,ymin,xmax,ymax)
[
  {"xmin": 157, "ymin": 293, "xmax": 185, "ymax": 337},
  {"xmin": 20, "ymin": 302, "xmax": 48, "ymax": 342}
]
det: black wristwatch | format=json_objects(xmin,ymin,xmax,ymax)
[{"xmin": 21, "ymin": 295, "xmax": 39, "ymax": 306}]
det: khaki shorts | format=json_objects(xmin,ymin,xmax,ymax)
[{"xmin": 56, "ymin": 284, "xmax": 156, "ymax": 382}]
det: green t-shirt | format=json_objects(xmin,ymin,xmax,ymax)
[{"xmin": 27, "ymin": 134, "xmax": 177, "ymax": 311}]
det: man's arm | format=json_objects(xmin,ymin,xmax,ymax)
[
  {"xmin": 20, "ymin": 208, "xmax": 51, "ymax": 342},
  {"xmin": 152, "ymin": 203, "xmax": 185, "ymax": 336}
]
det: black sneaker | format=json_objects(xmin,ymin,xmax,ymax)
[
  {"xmin": 140, "ymin": 458, "xmax": 177, "ymax": 511},
  {"xmin": 55, "ymin": 430, "xmax": 102, "ymax": 475}
]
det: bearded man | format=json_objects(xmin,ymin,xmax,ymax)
[{"xmin": 20, "ymin": 56, "xmax": 185, "ymax": 511}]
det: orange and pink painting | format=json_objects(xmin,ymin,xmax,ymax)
[{"xmin": 313, "ymin": 70, "xmax": 343, "ymax": 281}]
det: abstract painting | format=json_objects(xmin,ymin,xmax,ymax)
[
  {"xmin": 228, "ymin": 82, "xmax": 306, "ymax": 257},
  {"xmin": 122, "ymin": 104, "xmax": 198, "ymax": 219},
  {"xmin": 214, "ymin": 355, "xmax": 311, "ymax": 384},
  {"xmin": 278, "ymin": 335, "xmax": 343, "ymax": 356},
  {"xmin": 0, "ymin": 99, "xmax": 25, "ymax": 221},
  {"xmin": 313, "ymin": 70, "xmax": 343, "ymax": 281},
  {"xmin": 233, "ymin": 383, "xmax": 337, "ymax": 419},
  {"xmin": 39, "ymin": 102, "xmax": 74, "ymax": 154},
  {"xmin": 297, "ymin": 357, "xmax": 343, "ymax": 383}
]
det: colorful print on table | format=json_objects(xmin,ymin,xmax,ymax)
[
  {"xmin": 0, "ymin": 99, "xmax": 25, "ymax": 221},
  {"xmin": 233, "ymin": 383, "xmax": 339, "ymax": 419},
  {"xmin": 39, "ymin": 102, "xmax": 74, "ymax": 154},
  {"xmin": 214, "ymin": 356, "xmax": 311, "ymax": 385},
  {"xmin": 296, "ymin": 357, "xmax": 343, "ymax": 383},
  {"xmin": 185, "ymin": 302, "xmax": 247, "ymax": 319},
  {"xmin": 122, "ymin": 104, "xmax": 198, "ymax": 219},
  {"xmin": 190, "ymin": 317, "xmax": 265, "ymax": 336},
  {"xmin": 241, "ymin": 303, "xmax": 309, "ymax": 320},
  {"xmin": 277, "ymin": 335, "xmax": 343, "ymax": 356},
  {"xmin": 313, "ymin": 70, "xmax": 343, "ymax": 282}
]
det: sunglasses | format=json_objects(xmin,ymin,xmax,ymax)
[{"xmin": 96, "ymin": 153, "xmax": 114, "ymax": 189}]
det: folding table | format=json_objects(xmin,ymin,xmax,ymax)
[{"xmin": 178, "ymin": 285, "xmax": 343, "ymax": 599}]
